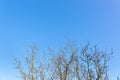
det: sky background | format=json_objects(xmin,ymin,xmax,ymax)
[{"xmin": 0, "ymin": 0, "xmax": 120, "ymax": 80}]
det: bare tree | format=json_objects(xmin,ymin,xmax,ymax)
[
  {"xmin": 49, "ymin": 42, "xmax": 112, "ymax": 80},
  {"xmin": 75, "ymin": 43, "xmax": 112, "ymax": 80},
  {"xmin": 14, "ymin": 41, "xmax": 112, "ymax": 80},
  {"xmin": 48, "ymin": 42, "xmax": 77, "ymax": 80},
  {"xmin": 14, "ymin": 45, "xmax": 47, "ymax": 80}
]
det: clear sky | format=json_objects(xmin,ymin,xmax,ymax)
[{"xmin": 0, "ymin": 0, "xmax": 120, "ymax": 80}]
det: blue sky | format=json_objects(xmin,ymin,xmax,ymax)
[{"xmin": 0, "ymin": 0, "xmax": 120, "ymax": 80}]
